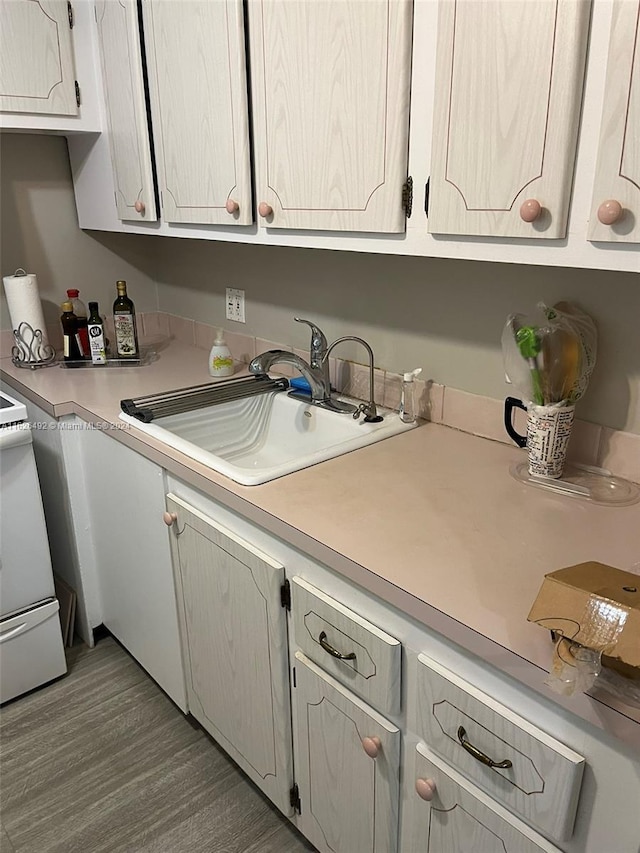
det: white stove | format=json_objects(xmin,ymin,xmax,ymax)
[
  {"xmin": 0, "ymin": 390, "xmax": 27, "ymax": 426},
  {"xmin": 0, "ymin": 387, "xmax": 67, "ymax": 703}
]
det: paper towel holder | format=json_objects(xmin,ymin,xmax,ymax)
[{"xmin": 11, "ymin": 321, "xmax": 56, "ymax": 369}]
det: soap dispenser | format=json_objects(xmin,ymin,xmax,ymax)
[
  {"xmin": 209, "ymin": 329, "xmax": 234, "ymax": 378},
  {"xmin": 400, "ymin": 368, "xmax": 422, "ymax": 423}
]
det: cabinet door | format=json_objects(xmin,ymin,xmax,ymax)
[
  {"xmin": 588, "ymin": 0, "xmax": 640, "ymax": 242},
  {"xmin": 95, "ymin": 0, "xmax": 157, "ymax": 222},
  {"xmin": 0, "ymin": 0, "xmax": 77, "ymax": 115},
  {"xmin": 142, "ymin": 0, "xmax": 252, "ymax": 225},
  {"xmin": 292, "ymin": 651, "xmax": 400, "ymax": 853},
  {"xmin": 428, "ymin": 0, "xmax": 590, "ymax": 238},
  {"xmin": 166, "ymin": 494, "xmax": 292, "ymax": 815},
  {"xmin": 409, "ymin": 745, "xmax": 561, "ymax": 853},
  {"xmin": 249, "ymin": 0, "xmax": 413, "ymax": 233}
]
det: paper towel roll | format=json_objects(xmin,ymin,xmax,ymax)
[{"xmin": 2, "ymin": 269, "xmax": 49, "ymax": 347}]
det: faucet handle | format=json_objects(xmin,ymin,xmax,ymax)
[{"xmin": 294, "ymin": 317, "xmax": 328, "ymax": 363}]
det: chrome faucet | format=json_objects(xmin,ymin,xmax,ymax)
[
  {"xmin": 324, "ymin": 335, "xmax": 382, "ymax": 422},
  {"xmin": 248, "ymin": 349, "xmax": 330, "ymax": 404},
  {"xmin": 294, "ymin": 317, "xmax": 330, "ymax": 394},
  {"xmin": 248, "ymin": 319, "xmax": 383, "ymax": 422}
]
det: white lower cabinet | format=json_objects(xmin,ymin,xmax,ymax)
[
  {"xmin": 79, "ymin": 427, "xmax": 187, "ymax": 710},
  {"xmin": 409, "ymin": 744, "xmax": 560, "ymax": 853},
  {"xmin": 292, "ymin": 652, "xmax": 400, "ymax": 853},
  {"xmin": 165, "ymin": 493, "xmax": 293, "ymax": 816}
]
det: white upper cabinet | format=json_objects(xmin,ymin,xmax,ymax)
[
  {"xmin": 95, "ymin": 0, "xmax": 157, "ymax": 222},
  {"xmin": 427, "ymin": 0, "xmax": 591, "ymax": 239},
  {"xmin": 0, "ymin": 0, "xmax": 77, "ymax": 115},
  {"xmin": 142, "ymin": 0, "xmax": 253, "ymax": 225},
  {"xmin": 588, "ymin": 0, "xmax": 640, "ymax": 243},
  {"xmin": 248, "ymin": 0, "xmax": 413, "ymax": 232}
]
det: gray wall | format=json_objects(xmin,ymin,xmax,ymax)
[
  {"xmin": 0, "ymin": 134, "xmax": 157, "ymax": 335},
  {"xmin": 153, "ymin": 236, "xmax": 639, "ymax": 434},
  {"xmin": 2, "ymin": 134, "xmax": 638, "ymax": 433}
]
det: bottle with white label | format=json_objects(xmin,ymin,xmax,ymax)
[
  {"xmin": 113, "ymin": 280, "xmax": 139, "ymax": 359},
  {"xmin": 87, "ymin": 301, "xmax": 107, "ymax": 365},
  {"xmin": 209, "ymin": 329, "xmax": 234, "ymax": 378},
  {"xmin": 60, "ymin": 302, "xmax": 82, "ymax": 361}
]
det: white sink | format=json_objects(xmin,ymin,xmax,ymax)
[{"xmin": 120, "ymin": 389, "xmax": 417, "ymax": 485}]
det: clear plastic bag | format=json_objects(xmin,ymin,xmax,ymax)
[{"xmin": 502, "ymin": 302, "xmax": 597, "ymax": 406}]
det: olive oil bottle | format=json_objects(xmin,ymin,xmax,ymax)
[{"xmin": 113, "ymin": 280, "xmax": 139, "ymax": 359}]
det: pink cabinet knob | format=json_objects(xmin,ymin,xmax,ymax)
[
  {"xmin": 416, "ymin": 778, "xmax": 436, "ymax": 801},
  {"xmin": 163, "ymin": 511, "xmax": 177, "ymax": 526},
  {"xmin": 134, "ymin": 200, "xmax": 145, "ymax": 214},
  {"xmin": 597, "ymin": 199, "xmax": 623, "ymax": 225},
  {"xmin": 258, "ymin": 202, "xmax": 273, "ymax": 218},
  {"xmin": 519, "ymin": 199, "xmax": 542, "ymax": 222},
  {"xmin": 362, "ymin": 736, "xmax": 381, "ymax": 758},
  {"xmin": 225, "ymin": 198, "xmax": 239, "ymax": 214}
]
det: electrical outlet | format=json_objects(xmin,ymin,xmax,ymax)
[{"xmin": 225, "ymin": 288, "xmax": 245, "ymax": 323}]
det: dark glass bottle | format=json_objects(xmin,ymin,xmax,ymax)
[
  {"xmin": 113, "ymin": 280, "xmax": 139, "ymax": 359},
  {"xmin": 87, "ymin": 301, "xmax": 107, "ymax": 365},
  {"xmin": 66, "ymin": 288, "xmax": 89, "ymax": 357},
  {"xmin": 61, "ymin": 301, "xmax": 82, "ymax": 361}
]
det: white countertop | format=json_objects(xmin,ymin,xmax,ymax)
[{"xmin": 2, "ymin": 341, "xmax": 639, "ymax": 748}]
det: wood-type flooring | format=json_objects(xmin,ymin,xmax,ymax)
[{"xmin": 0, "ymin": 637, "xmax": 316, "ymax": 853}]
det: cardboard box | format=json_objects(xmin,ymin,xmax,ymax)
[{"xmin": 528, "ymin": 562, "xmax": 640, "ymax": 675}]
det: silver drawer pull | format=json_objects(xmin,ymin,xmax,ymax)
[
  {"xmin": 457, "ymin": 726, "xmax": 513, "ymax": 769},
  {"xmin": 318, "ymin": 631, "xmax": 356, "ymax": 661}
]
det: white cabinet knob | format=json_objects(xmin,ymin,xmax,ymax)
[
  {"xmin": 362, "ymin": 736, "xmax": 381, "ymax": 758},
  {"xmin": 519, "ymin": 198, "xmax": 542, "ymax": 222},
  {"xmin": 415, "ymin": 778, "xmax": 436, "ymax": 801},
  {"xmin": 258, "ymin": 202, "xmax": 273, "ymax": 218},
  {"xmin": 163, "ymin": 511, "xmax": 177, "ymax": 526},
  {"xmin": 225, "ymin": 199, "xmax": 239, "ymax": 214},
  {"xmin": 597, "ymin": 199, "xmax": 623, "ymax": 225},
  {"xmin": 134, "ymin": 200, "xmax": 145, "ymax": 215}
]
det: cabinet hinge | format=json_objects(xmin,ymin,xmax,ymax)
[
  {"xmin": 290, "ymin": 783, "xmax": 301, "ymax": 814},
  {"xmin": 280, "ymin": 579, "xmax": 291, "ymax": 610},
  {"xmin": 75, "ymin": 81, "xmax": 81, "ymax": 107},
  {"xmin": 68, "ymin": 1, "xmax": 74, "ymax": 28},
  {"xmin": 402, "ymin": 176, "xmax": 413, "ymax": 218},
  {"xmin": 424, "ymin": 178, "xmax": 430, "ymax": 217}
]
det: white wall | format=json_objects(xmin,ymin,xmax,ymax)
[{"xmin": 1, "ymin": 134, "xmax": 638, "ymax": 434}]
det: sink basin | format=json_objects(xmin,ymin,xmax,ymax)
[{"xmin": 119, "ymin": 389, "xmax": 417, "ymax": 485}]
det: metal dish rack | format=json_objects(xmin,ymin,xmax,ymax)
[{"xmin": 121, "ymin": 375, "xmax": 289, "ymax": 423}]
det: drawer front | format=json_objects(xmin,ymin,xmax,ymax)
[
  {"xmin": 292, "ymin": 577, "xmax": 401, "ymax": 716},
  {"xmin": 409, "ymin": 744, "xmax": 561, "ymax": 853},
  {"xmin": 416, "ymin": 655, "xmax": 584, "ymax": 842}
]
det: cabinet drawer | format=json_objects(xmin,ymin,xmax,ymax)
[
  {"xmin": 415, "ymin": 655, "xmax": 584, "ymax": 842},
  {"xmin": 292, "ymin": 577, "xmax": 401, "ymax": 716},
  {"xmin": 409, "ymin": 744, "xmax": 561, "ymax": 853}
]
